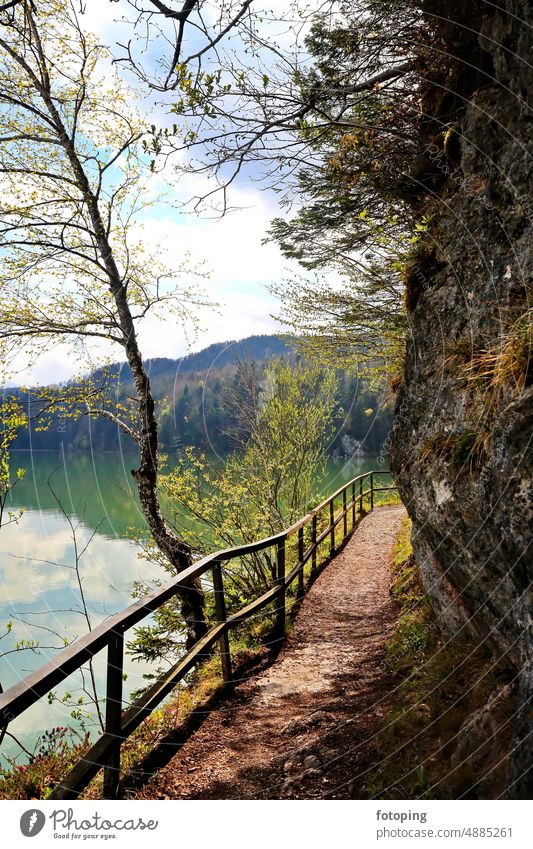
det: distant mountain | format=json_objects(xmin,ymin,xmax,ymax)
[
  {"xmin": 152, "ymin": 334, "xmax": 292, "ymax": 376},
  {"xmin": 9, "ymin": 333, "xmax": 392, "ymax": 456},
  {"xmin": 89, "ymin": 334, "xmax": 294, "ymax": 387}
]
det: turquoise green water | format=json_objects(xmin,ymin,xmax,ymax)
[
  {"xmin": 0, "ymin": 450, "xmax": 391, "ymax": 763},
  {"xmin": 5, "ymin": 449, "xmax": 388, "ymax": 536}
]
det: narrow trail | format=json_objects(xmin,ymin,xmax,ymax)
[{"xmin": 134, "ymin": 504, "xmax": 406, "ymax": 800}]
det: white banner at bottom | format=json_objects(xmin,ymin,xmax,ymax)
[{"xmin": 1, "ymin": 799, "xmax": 530, "ymax": 849}]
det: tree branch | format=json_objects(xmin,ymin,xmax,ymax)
[
  {"xmin": 84, "ymin": 406, "xmax": 140, "ymax": 444},
  {"xmin": 339, "ymin": 62, "xmax": 414, "ymax": 96}
]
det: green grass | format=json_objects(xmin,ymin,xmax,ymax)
[
  {"xmin": 419, "ymin": 429, "xmax": 489, "ymax": 472},
  {"xmin": 362, "ymin": 516, "xmax": 516, "ymax": 800}
]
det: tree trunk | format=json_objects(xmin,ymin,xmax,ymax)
[
  {"xmin": 130, "ymin": 385, "xmax": 208, "ymax": 649},
  {"xmin": 26, "ymin": 9, "xmax": 208, "ymax": 649}
]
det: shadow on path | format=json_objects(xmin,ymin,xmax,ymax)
[{"xmin": 132, "ymin": 504, "xmax": 406, "ymax": 800}]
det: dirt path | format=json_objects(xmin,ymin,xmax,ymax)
[{"xmin": 134, "ymin": 504, "xmax": 406, "ymax": 800}]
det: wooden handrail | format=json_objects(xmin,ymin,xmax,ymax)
[{"xmin": 0, "ymin": 468, "xmax": 397, "ymax": 799}]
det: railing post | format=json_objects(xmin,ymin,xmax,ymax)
[
  {"xmin": 352, "ymin": 481, "xmax": 356, "ymax": 527},
  {"xmin": 343, "ymin": 487, "xmax": 348, "ymax": 538},
  {"xmin": 370, "ymin": 471, "xmax": 374, "ymax": 511},
  {"xmin": 311, "ymin": 514, "xmax": 317, "ymax": 573},
  {"xmin": 103, "ymin": 628, "xmax": 123, "ymax": 800},
  {"xmin": 274, "ymin": 536, "xmax": 286, "ymax": 642},
  {"xmin": 212, "ymin": 559, "xmax": 232, "ymax": 686},
  {"xmin": 298, "ymin": 526, "xmax": 305, "ymax": 597},
  {"xmin": 329, "ymin": 498, "xmax": 335, "ymax": 557},
  {"xmin": 0, "ymin": 683, "xmax": 6, "ymax": 748},
  {"xmin": 360, "ymin": 476, "xmax": 364, "ymax": 514}
]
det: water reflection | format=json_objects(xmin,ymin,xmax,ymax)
[
  {"xmin": 8, "ymin": 450, "xmax": 145, "ymax": 537},
  {"xmin": 1, "ymin": 452, "xmax": 162, "ymax": 764}
]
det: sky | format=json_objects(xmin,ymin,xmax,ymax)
[
  {"xmin": 23, "ymin": 184, "xmax": 294, "ymax": 385},
  {"xmin": 10, "ymin": 0, "xmax": 312, "ymax": 386}
]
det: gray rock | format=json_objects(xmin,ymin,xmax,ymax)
[
  {"xmin": 280, "ymin": 710, "xmax": 330, "ymax": 736},
  {"xmin": 389, "ymin": 0, "xmax": 532, "ymax": 798},
  {"xmin": 451, "ymin": 684, "xmax": 515, "ymax": 769}
]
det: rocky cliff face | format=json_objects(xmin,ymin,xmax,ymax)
[{"xmin": 389, "ymin": 0, "xmax": 532, "ymax": 796}]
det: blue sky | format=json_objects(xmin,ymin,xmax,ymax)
[{"xmin": 13, "ymin": 0, "xmax": 307, "ymax": 386}]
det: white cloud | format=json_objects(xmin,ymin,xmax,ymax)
[
  {"xmin": 10, "ymin": 181, "xmax": 296, "ymax": 384},
  {"xmin": 0, "ymin": 512, "xmax": 152, "ymax": 608},
  {"xmin": 131, "ymin": 183, "xmax": 294, "ymax": 356}
]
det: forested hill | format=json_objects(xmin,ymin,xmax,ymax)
[
  {"xmin": 12, "ymin": 334, "xmax": 392, "ymax": 456},
  {"xmin": 93, "ymin": 334, "xmax": 292, "ymax": 385}
]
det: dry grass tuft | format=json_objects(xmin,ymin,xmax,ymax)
[{"xmin": 460, "ymin": 307, "xmax": 532, "ymax": 395}]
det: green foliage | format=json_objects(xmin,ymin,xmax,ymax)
[
  {"xmin": 11, "ymin": 336, "xmax": 393, "ymax": 455},
  {"xmin": 386, "ymin": 518, "xmax": 439, "ymax": 672},
  {"xmin": 270, "ymin": 275, "xmax": 406, "ymax": 384},
  {"xmin": 165, "ymin": 358, "xmax": 338, "ymax": 553},
  {"xmin": 128, "ymin": 359, "xmax": 338, "ymax": 665},
  {"xmin": 391, "ymin": 515, "xmax": 413, "ymax": 569},
  {"xmin": 127, "ymin": 575, "xmax": 187, "ymax": 671},
  {"xmin": 451, "ymin": 430, "xmax": 477, "ymax": 468},
  {"xmin": 363, "ymin": 516, "xmax": 516, "ymax": 800},
  {"xmin": 262, "ymin": 3, "xmax": 428, "ymax": 376},
  {"xmin": 0, "ymin": 726, "xmax": 91, "ymax": 800},
  {"xmin": 0, "ymin": 397, "xmax": 27, "ymax": 529}
]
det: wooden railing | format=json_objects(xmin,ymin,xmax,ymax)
[{"xmin": 0, "ymin": 470, "xmax": 397, "ymax": 799}]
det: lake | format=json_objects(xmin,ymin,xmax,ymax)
[{"xmin": 0, "ymin": 449, "xmax": 390, "ymax": 765}]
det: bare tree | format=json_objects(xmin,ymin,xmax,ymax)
[
  {"xmin": 116, "ymin": 1, "xmax": 416, "ymax": 211},
  {"xmin": 0, "ymin": 0, "xmax": 207, "ymax": 646},
  {"xmin": 114, "ymin": 0, "xmax": 254, "ymax": 91}
]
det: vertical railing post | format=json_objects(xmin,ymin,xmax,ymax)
[
  {"xmin": 103, "ymin": 628, "xmax": 123, "ymax": 799},
  {"xmin": 359, "ymin": 475, "xmax": 364, "ymax": 514},
  {"xmin": 212, "ymin": 559, "xmax": 232, "ymax": 686},
  {"xmin": 342, "ymin": 487, "xmax": 348, "ymax": 538},
  {"xmin": 370, "ymin": 471, "xmax": 374, "ymax": 511},
  {"xmin": 329, "ymin": 498, "xmax": 335, "ymax": 557},
  {"xmin": 274, "ymin": 536, "xmax": 286, "ymax": 642},
  {"xmin": 352, "ymin": 480, "xmax": 356, "ymax": 527},
  {"xmin": 298, "ymin": 526, "xmax": 304, "ymax": 597},
  {"xmin": 311, "ymin": 513, "xmax": 317, "ymax": 573}
]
